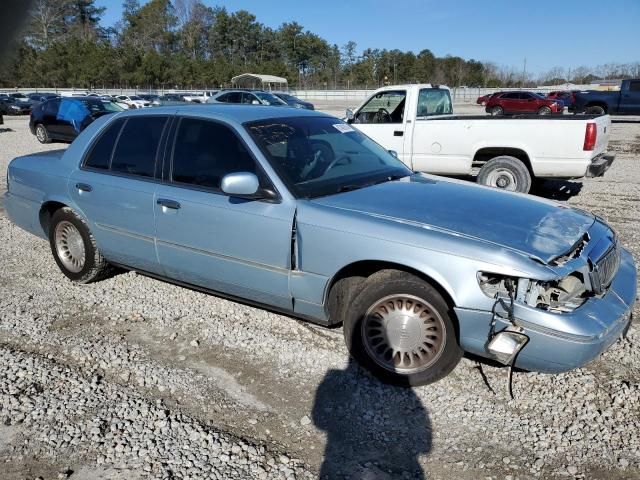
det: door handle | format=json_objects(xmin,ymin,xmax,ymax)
[
  {"xmin": 75, "ymin": 183, "xmax": 92, "ymax": 192},
  {"xmin": 393, "ymin": 130, "xmax": 404, "ymax": 137},
  {"xmin": 157, "ymin": 198, "xmax": 181, "ymax": 210}
]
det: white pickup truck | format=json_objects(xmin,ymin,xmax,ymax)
[{"xmin": 346, "ymin": 84, "xmax": 614, "ymax": 192}]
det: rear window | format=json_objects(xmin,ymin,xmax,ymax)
[
  {"xmin": 629, "ymin": 80, "xmax": 640, "ymax": 92},
  {"xmin": 110, "ymin": 117, "xmax": 167, "ymax": 177},
  {"xmin": 84, "ymin": 119, "xmax": 125, "ymax": 170}
]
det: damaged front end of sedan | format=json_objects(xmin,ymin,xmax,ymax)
[{"xmin": 474, "ymin": 233, "xmax": 632, "ymax": 397}]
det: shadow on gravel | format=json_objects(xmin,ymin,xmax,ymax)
[
  {"xmin": 312, "ymin": 358, "xmax": 431, "ymax": 480},
  {"xmin": 0, "ymin": 128, "xmax": 14, "ymax": 133},
  {"xmin": 531, "ymin": 179, "xmax": 583, "ymax": 201}
]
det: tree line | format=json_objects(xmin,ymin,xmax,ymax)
[{"xmin": 1, "ymin": 0, "xmax": 638, "ymax": 90}]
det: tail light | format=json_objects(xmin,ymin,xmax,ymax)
[
  {"xmin": 571, "ymin": 92, "xmax": 576, "ymax": 104},
  {"xmin": 583, "ymin": 123, "xmax": 597, "ymax": 151}
]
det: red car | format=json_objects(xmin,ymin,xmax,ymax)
[
  {"xmin": 476, "ymin": 92, "xmax": 500, "ymax": 105},
  {"xmin": 485, "ymin": 91, "xmax": 562, "ymax": 115}
]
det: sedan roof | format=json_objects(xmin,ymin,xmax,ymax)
[{"xmin": 114, "ymin": 103, "xmax": 327, "ymax": 124}]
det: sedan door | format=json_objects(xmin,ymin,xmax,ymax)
[
  {"xmin": 154, "ymin": 116, "xmax": 295, "ymax": 309},
  {"xmin": 69, "ymin": 115, "xmax": 169, "ymax": 274}
]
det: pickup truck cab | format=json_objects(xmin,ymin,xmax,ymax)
[
  {"xmin": 347, "ymin": 84, "xmax": 615, "ymax": 193},
  {"xmin": 573, "ymin": 79, "xmax": 640, "ymax": 115}
]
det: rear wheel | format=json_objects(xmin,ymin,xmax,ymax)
[
  {"xmin": 537, "ymin": 106, "xmax": 552, "ymax": 115},
  {"xmin": 586, "ymin": 105, "xmax": 606, "ymax": 115},
  {"xmin": 35, "ymin": 124, "xmax": 50, "ymax": 144},
  {"xmin": 343, "ymin": 270, "xmax": 462, "ymax": 386},
  {"xmin": 477, "ymin": 155, "xmax": 532, "ymax": 193},
  {"xmin": 490, "ymin": 105, "xmax": 504, "ymax": 116},
  {"xmin": 49, "ymin": 207, "xmax": 112, "ymax": 283}
]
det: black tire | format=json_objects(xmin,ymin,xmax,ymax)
[
  {"xmin": 490, "ymin": 105, "xmax": 503, "ymax": 116},
  {"xmin": 343, "ymin": 270, "xmax": 463, "ymax": 387},
  {"xmin": 35, "ymin": 123, "xmax": 50, "ymax": 144},
  {"xmin": 477, "ymin": 155, "xmax": 532, "ymax": 193},
  {"xmin": 48, "ymin": 207, "xmax": 113, "ymax": 283},
  {"xmin": 537, "ymin": 106, "xmax": 552, "ymax": 115},
  {"xmin": 585, "ymin": 105, "xmax": 606, "ymax": 115}
]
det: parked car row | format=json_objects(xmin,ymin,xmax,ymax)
[{"xmin": 4, "ymin": 100, "xmax": 635, "ymax": 387}]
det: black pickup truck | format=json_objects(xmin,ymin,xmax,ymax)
[{"xmin": 572, "ymin": 79, "xmax": 640, "ymax": 115}]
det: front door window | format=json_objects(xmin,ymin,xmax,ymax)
[{"xmin": 354, "ymin": 90, "xmax": 406, "ymax": 124}]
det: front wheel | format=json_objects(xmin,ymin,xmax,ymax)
[
  {"xmin": 490, "ymin": 105, "xmax": 504, "ymax": 116},
  {"xmin": 477, "ymin": 155, "xmax": 532, "ymax": 193},
  {"xmin": 537, "ymin": 106, "xmax": 552, "ymax": 115},
  {"xmin": 35, "ymin": 124, "xmax": 50, "ymax": 144},
  {"xmin": 49, "ymin": 207, "xmax": 113, "ymax": 283},
  {"xmin": 343, "ymin": 270, "xmax": 463, "ymax": 386}
]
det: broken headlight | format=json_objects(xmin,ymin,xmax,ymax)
[{"xmin": 477, "ymin": 272, "xmax": 589, "ymax": 313}]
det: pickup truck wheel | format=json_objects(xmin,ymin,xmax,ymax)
[
  {"xmin": 477, "ymin": 156, "xmax": 532, "ymax": 193},
  {"xmin": 490, "ymin": 106, "xmax": 503, "ymax": 116},
  {"xmin": 586, "ymin": 105, "xmax": 606, "ymax": 115},
  {"xmin": 35, "ymin": 124, "xmax": 50, "ymax": 144},
  {"xmin": 537, "ymin": 106, "xmax": 552, "ymax": 115},
  {"xmin": 343, "ymin": 270, "xmax": 462, "ymax": 386},
  {"xmin": 49, "ymin": 207, "xmax": 113, "ymax": 283}
]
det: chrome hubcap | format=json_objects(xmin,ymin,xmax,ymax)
[
  {"xmin": 54, "ymin": 221, "xmax": 85, "ymax": 272},
  {"xmin": 362, "ymin": 294, "xmax": 446, "ymax": 374},
  {"xmin": 486, "ymin": 169, "xmax": 517, "ymax": 191},
  {"xmin": 36, "ymin": 126, "xmax": 45, "ymax": 142}
]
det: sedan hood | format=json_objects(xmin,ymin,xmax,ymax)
[{"xmin": 312, "ymin": 175, "xmax": 595, "ymax": 264}]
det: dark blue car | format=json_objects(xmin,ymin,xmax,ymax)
[{"xmin": 30, "ymin": 96, "xmax": 124, "ymax": 143}]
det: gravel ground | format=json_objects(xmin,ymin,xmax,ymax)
[{"xmin": 0, "ymin": 113, "xmax": 639, "ymax": 480}]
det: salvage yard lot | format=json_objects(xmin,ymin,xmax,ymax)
[{"xmin": 0, "ymin": 112, "xmax": 639, "ymax": 479}]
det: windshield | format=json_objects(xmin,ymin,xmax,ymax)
[
  {"xmin": 254, "ymin": 92, "xmax": 286, "ymax": 105},
  {"xmin": 129, "ymin": 95, "xmax": 143, "ymax": 101},
  {"xmin": 246, "ymin": 116, "xmax": 412, "ymax": 199}
]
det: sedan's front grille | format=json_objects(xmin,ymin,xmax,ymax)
[{"xmin": 591, "ymin": 241, "xmax": 621, "ymax": 294}]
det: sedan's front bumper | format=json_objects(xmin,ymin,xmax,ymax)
[{"xmin": 456, "ymin": 247, "xmax": 637, "ymax": 373}]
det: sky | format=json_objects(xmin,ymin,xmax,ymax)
[{"xmin": 95, "ymin": 0, "xmax": 640, "ymax": 75}]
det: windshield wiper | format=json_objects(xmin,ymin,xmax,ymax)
[{"xmin": 336, "ymin": 174, "xmax": 409, "ymax": 193}]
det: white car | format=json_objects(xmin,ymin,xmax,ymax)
[
  {"xmin": 115, "ymin": 95, "xmax": 150, "ymax": 109},
  {"xmin": 181, "ymin": 90, "xmax": 219, "ymax": 103},
  {"xmin": 347, "ymin": 84, "xmax": 614, "ymax": 193}
]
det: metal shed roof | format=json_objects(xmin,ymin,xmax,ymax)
[{"xmin": 231, "ymin": 73, "xmax": 288, "ymax": 89}]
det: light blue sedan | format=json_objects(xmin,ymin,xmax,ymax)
[{"xmin": 4, "ymin": 105, "xmax": 636, "ymax": 386}]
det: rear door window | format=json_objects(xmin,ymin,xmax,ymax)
[
  {"xmin": 110, "ymin": 116, "xmax": 167, "ymax": 178},
  {"xmin": 84, "ymin": 119, "xmax": 125, "ymax": 170}
]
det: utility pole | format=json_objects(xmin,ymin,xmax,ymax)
[
  {"xmin": 567, "ymin": 66, "xmax": 571, "ymax": 85},
  {"xmin": 522, "ymin": 57, "xmax": 526, "ymax": 86}
]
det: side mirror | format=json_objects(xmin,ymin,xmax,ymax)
[
  {"xmin": 221, "ymin": 172, "xmax": 259, "ymax": 197},
  {"xmin": 388, "ymin": 150, "xmax": 398, "ymax": 158},
  {"xmin": 346, "ymin": 108, "xmax": 355, "ymax": 122}
]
